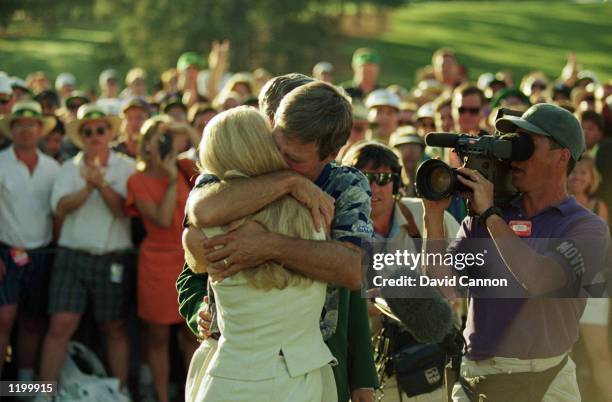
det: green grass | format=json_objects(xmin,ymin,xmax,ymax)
[
  {"xmin": 335, "ymin": 1, "xmax": 612, "ymax": 87},
  {"xmin": 1, "ymin": 1, "xmax": 611, "ymax": 90},
  {"xmin": 0, "ymin": 21, "xmax": 126, "ymax": 90}
]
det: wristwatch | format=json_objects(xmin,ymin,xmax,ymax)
[{"xmin": 480, "ymin": 205, "xmax": 503, "ymax": 226}]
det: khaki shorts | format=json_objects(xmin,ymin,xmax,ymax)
[{"xmin": 451, "ymin": 354, "xmax": 580, "ymax": 402}]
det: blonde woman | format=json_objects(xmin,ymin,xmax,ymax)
[
  {"xmin": 184, "ymin": 106, "xmax": 336, "ymax": 402},
  {"xmin": 125, "ymin": 115, "xmax": 199, "ymax": 402},
  {"xmin": 568, "ymin": 156, "xmax": 612, "ymax": 401},
  {"xmin": 568, "ymin": 156, "xmax": 608, "ymax": 221}
]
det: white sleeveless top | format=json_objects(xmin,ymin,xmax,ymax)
[{"xmin": 204, "ymin": 228, "xmax": 335, "ymax": 381}]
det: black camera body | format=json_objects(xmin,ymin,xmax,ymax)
[
  {"xmin": 158, "ymin": 132, "xmax": 174, "ymax": 159},
  {"xmin": 415, "ymin": 110, "xmax": 533, "ymax": 209}
]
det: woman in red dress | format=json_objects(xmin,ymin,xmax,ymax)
[{"xmin": 126, "ymin": 115, "xmax": 199, "ymax": 402}]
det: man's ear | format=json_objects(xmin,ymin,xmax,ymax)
[{"xmin": 557, "ymin": 148, "xmax": 571, "ymax": 169}]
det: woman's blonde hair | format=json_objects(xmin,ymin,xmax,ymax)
[
  {"xmin": 575, "ymin": 155, "xmax": 602, "ymax": 195},
  {"xmin": 198, "ymin": 106, "xmax": 318, "ymax": 289},
  {"xmin": 136, "ymin": 114, "xmax": 173, "ymax": 171}
]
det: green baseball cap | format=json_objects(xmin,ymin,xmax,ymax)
[
  {"xmin": 352, "ymin": 48, "xmax": 381, "ymax": 67},
  {"xmin": 495, "ymin": 103, "xmax": 585, "ymax": 161},
  {"xmin": 177, "ymin": 52, "xmax": 205, "ymax": 71}
]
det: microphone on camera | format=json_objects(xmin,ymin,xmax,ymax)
[
  {"xmin": 379, "ymin": 270, "xmax": 455, "ymax": 344},
  {"xmin": 425, "ymin": 133, "xmax": 460, "ymax": 148}
]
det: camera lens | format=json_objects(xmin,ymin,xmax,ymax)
[
  {"xmin": 416, "ymin": 159, "xmax": 458, "ymax": 200},
  {"xmin": 429, "ymin": 165, "xmax": 452, "ymax": 194}
]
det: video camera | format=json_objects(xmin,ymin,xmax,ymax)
[{"xmin": 415, "ymin": 109, "xmax": 534, "ymax": 208}]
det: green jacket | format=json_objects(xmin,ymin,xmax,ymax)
[{"xmin": 176, "ymin": 266, "xmax": 378, "ymax": 402}]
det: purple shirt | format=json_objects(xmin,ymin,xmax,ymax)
[{"xmin": 449, "ymin": 196, "xmax": 609, "ymax": 360}]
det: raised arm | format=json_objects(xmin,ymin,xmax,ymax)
[
  {"xmin": 200, "ymin": 168, "xmax": 373, "ymax": 289},
  {"xmin": 188, "ymin": 170, "xmax": 334, "ymax": 230},
  {"xmin": 270, "ymin": 236, "xmax": 363, "ymax": 289},
  {"xmin": 130, "ymin": 156, "xmax": 180, "ymax": 228},
  {"xmin": 422, "ymin": 196, "xmax": 459, "ymax": 298}
]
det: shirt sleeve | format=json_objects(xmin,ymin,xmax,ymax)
[
  {"xmin": 176, "ymin": 262, "xmax": 209, "ymax": 336},
  {"xmin": 542, "ymin": 215, "xmax": 610, "ymax": 296},
  {"xmin": 195, "ymin": 173, "xmax": 221, "ymax": 188},
  {"xmin": 177, "ymin": 173, "xmax": 221, "ymax": 335},
  {"xmin": 330, "ymin": 169, "xmax": 374, "ymax": 247}
]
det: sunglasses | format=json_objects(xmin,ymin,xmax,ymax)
[
  {"xmin": 458, "ymin": 106, "xmax": 480, "ymax": 115},
  {"xmin": 531, "ymin": 83, "xmax": 547, "ymax": 91},
  {"xmin": 363, "ymin": 172, "xmax": 396, "ymax": 186},
  {"xmin": 81, "ymin": 126, "xmax": 107, "ymax": 138}
]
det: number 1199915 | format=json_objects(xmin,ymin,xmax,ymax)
[{"xmin": 1, "ymin": 381, "xmax": 57, "ymax": 396}]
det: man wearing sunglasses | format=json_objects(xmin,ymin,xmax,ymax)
[
  {"xmin": 38, "ymin": 104, "xmax": 135, "ymax": 397},
  {"xmin": 0, "ymin": 100, "xmax": 58, "ymax": 380},
  {"xmin": 341, "ymin": 141, "xmax": 458, "ymax": 402},
  {"xmin": 451, "ymin": 83, "xmax": 486, "ymax": 137}
]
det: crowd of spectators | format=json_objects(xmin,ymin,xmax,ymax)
[{"xmin": 1, "ymin": 42, "xmax": 611, "ymax": 402}]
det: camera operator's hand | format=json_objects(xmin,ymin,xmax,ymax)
[{"xmin": 456, "ymin": 167, "xmax": 493, "ymax": 215}]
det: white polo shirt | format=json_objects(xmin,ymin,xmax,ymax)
[
  {"xmin": 0, "ymin": 147, "xmax": 60, "ymax": 249},
  {"xmin": 52, "ymin": 151, "xmax": 135, "ymax": 254}
]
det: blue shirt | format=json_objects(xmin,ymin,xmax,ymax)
[{"xmin": 449, "ymin": 196, "xmax": 609, "ymax": 360}]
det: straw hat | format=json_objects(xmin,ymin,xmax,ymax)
[
  {"xmin": 66, "ymin": 103, "xmax": 121, "ymax": 148},
  {"xmin": 0, "ymin": 100, "xmax": 56, "ymax": 138}
]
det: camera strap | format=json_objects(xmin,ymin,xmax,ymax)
[{"xmin": 397, "ymin": 201, "xmax": 421, "ymax": 238}]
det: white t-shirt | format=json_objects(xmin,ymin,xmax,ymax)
[
  {"xmin": 0, "ymin": 147, "xmax": 60, "ymax": 248},
  {"xmin": 52, "ymin": 151, "xmax": 135, "ymax": 254}
]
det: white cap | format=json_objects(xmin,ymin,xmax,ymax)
[
  {"xmin": 55, "ymin": 72, "xmax": 76, "ymax": 90},
  {"xmin": 9, "ymin": 76, "xmax": 28, "ymax": 91},
  {"xmin": 577, "ymin": 70, "xmax": 599, "ymax": 84},
  {"xmin": 0, "ymin": 73, "xmax": 12, "ymax": 95},
  {"xmin": 96, "ymin": 98, "xmax": 122, "ymax": 116},
  {"xmin": 416, "ymin": 102, "xmax": 435, "ymax": 120},
  {"xmin": 365, "ymin": 89, "xmax": 401, "ymax": 110},
  {"xmin": 477, "ymin": 72, "xmax": 495, "ymax": 90},
  {"xmin": 99, "ymin": 69, "xmax": 119, "ymax": 88},
  {"xmin": 313, "ymin": 61, "xmax": 334, "ymax": 76}
]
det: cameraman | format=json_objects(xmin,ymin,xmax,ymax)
[{"xmin": 422, "ymin": 103, "xmax": 609, "ymax": 401}]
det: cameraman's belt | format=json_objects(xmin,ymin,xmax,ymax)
[{"xmin": 459, "ymin": 354, "xmax": 568, "ymax": 402}]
